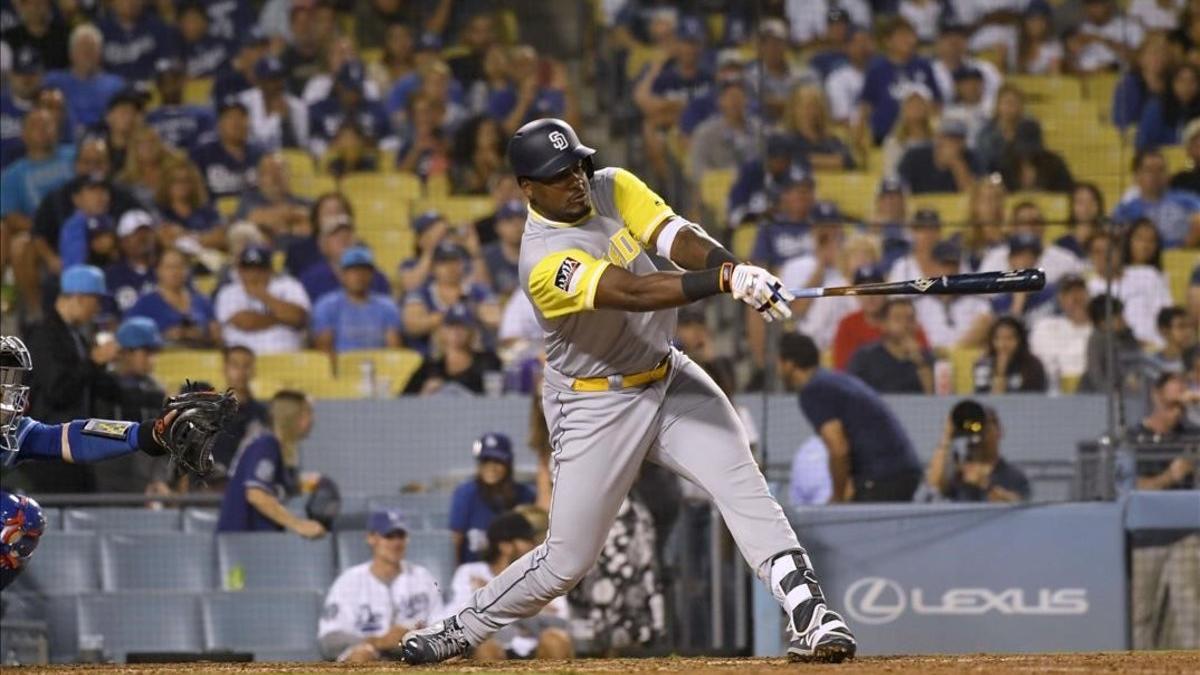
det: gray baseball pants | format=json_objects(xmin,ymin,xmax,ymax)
[{"xmin": 455, "ymin": 348, "xmax": 802, "ymax": 644}]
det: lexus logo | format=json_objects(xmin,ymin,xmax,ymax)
[
  {"xmin": 548, "ymin": 130, "xmax": 569, "ymax": 150},
  {"xmin": 844, "ymin": 577, "xmax": 906, "ymax": 625}
]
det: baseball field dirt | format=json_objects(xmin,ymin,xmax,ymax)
[{"xmin": 11, "ymin": 652, "xmax": 1200, "ymax": 674}]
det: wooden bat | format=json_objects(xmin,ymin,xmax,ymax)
[{"xmin": 788, "ymin": 268, "xmax": 1047, "ymax": 299}]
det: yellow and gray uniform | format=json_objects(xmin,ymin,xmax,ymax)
[{"xmin": 453, "ymin": 166, "xmax": 802, "ymax": 644}]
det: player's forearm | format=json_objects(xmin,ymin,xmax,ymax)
[
  {"xmin": 246, "ymin": 488, "xmax": 301, "ymax": 529},
  {"xmin": 17, "ymin": 419, "xmax": 143, "ymax": 464},
  {"xmin": 667, "ymin": 225, "xmax": 736, "ymax": 272},
  {"xmin": 594, "ymin": 265, "xmax": 733, "ymax": 312},
  {"xmin": 263, "ymin": 297, "xmax": 308, "ymax": 328},
  {"xmin": 318, "ymin": 631, "xmax": 362, "ymax": 660}
]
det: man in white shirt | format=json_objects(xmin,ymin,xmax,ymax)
[
  {"xmin": 785, "ymin": 0, "xmax": 872, "ymax": 46},
  {"xmin": 443, "ymin": 512, "xmax": 572, "ymax": 661},
  {"xmin": 914, "ymin": 240, "xmax": 993, "ymax": 349},
  {"xmin": 318, "ymin": 509, "xmax": 445, "ymax": 662},
  {"xmin": 1084, "ymin": 232, "xmax": 1173, "ymax": 348},
  {"xmin": 239, "ymin": 55, "xmax": 309, "ymax": 152},
  {"xmin": 214, "ymin": 244, "xmax": 311, "ymax": 354},
  {"xmin": 824, "ymin": 28, "xmax": 874, "ymax": 124},
  {"xmin": 1073, "ymin": 0, "xmax": 1145, "ymax": 72},
  {"xmin": 931, "ymin": 22, "xmax": 1002, "ymax": 113},
  {"xmin": 977, "ymin": 202, "xmax": 1086, "ymax": 283},
  {"xmin": 1030, "ymin": 275, "xmax": 1093, "ymax": 381}
]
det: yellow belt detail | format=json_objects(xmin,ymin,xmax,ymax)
[{"xmin": 571, "ymin": 358, "xmax": 671, "ymax": 392}]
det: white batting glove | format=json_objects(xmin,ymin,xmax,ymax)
[{"xmin": 730, "ymin": 264, "xmax": 795, "ymax": 322}]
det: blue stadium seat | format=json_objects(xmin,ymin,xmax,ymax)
[
  {"xmin": 75, "ymin": 592, "xmax": 203, "ymax": 661},
  {"xmin": 41, "ymin": 507, "xmax": 61, "ymax": 531},
  {"xmin": 365, "ymin": 492, "xmax": 453, "ymax": 530},
  {"xmin": 2, "ymin": 593, "xmax": 80, "ymax": 663},
  {"xmin": 181, "ymin": 508, "xmax": 219, "ymax": 533},
  {"xmin": 216, "ymin": 533, "xmax": 334, "ymax": 592},
  {"xmin": 334, "ymin": 530, "xmax": 370, "ymax": 573},
  {"xmin": 64, "ymin": 507, "xmax": 181, "ymax": 532},
  {"xmin": 406, "ymin": 530, "xmax": 456, "ymax": 591},
  {"xmin": 100, "ymin": 533, "xmax": 216, "ymax": 591},
  {"xmin": 202, "ymin": 591, "xmax": 322, "ymax": 661},
  {"xmin": 9, "ymin": 532, "xmax": 100, "ymax": 595}
]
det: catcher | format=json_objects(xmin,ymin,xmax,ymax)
[{"xmin": 0, "ymin": 334, "xmax": 235, "ymax": 589}]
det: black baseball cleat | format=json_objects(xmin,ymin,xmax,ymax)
[
  {"xmin": 786, "ymin": 605, "xmax": 857, "ymax": 663},
  {"xmin": 400, "ymin": 616, "xmax": 471, "ymax": 665}
]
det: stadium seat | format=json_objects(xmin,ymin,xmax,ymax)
[
  {"xmin": 342, "ymin": 172, "xmax": 423, "ymax": 205},
  {"xmin": 182, "ymin": 508, "xmax": 219, "ymax": 533},
  {"xmin": 1005, "ymin": 192, "xmax": 1069, "ymax": 227},
  {"xmin": 3, "ymin": 593, "xmax": 79, "ymax": 663},
  {"xmin": 216, "ymin": 195, "xmax": 240, "ymax": 219},
  {"xmin": 818, "ymin": 172, "xmax": 879, "ymax": 220},
  {"xmin": 100, "ymin": 533, "xmax": 216, "ymax": 592},
  {"xmin": 1008, "ymin": 75, "xmax": 1080, "ymax": 103},
  {"xmin": 1162, "ymin": 145, "xmax": 1188, "ymax": 172},
  {"xmin": 698, "ymin": 169, "xmax": 735, "ymax": 226},
  {"xmin": 406, "ymin": 529, "xmax": 457, "ymax": 590},
  {"xmin": 76, "ymin": 592, "xmax": 203, "ymax": 661},
  {"xmin": 292, "ymin": 174, "xmax": 337, "ymax": 201},
  {"xmin": 365, "ymin": 492, "xmax": 452, "ymax": 529},
  {"xmin": 335, "ymin": 530, "xmax": 371, "ymax": 572},
  {"xmin": 412, "ymin": 196, "xmax": 495, "ymax": 227},
  {"xmin": 154, "ymin": 350, "xmax": 223, "ymax": 396},
  {"xmin": 64, "ymin": 507, "xmax": 181, "ymax": 532},
  {"xmin": 202, "ymin": 591, "xmax": 323, "ymax": 661},
  {"xmin": 216, "ymin": 533, "xmax": 335, "ymax": 592},
  {"xmin": 908, "ymin": 193, "xmax": 969, "ymax": 226},
  {"xmin": 9, "ymin": 532, "xmax": 100, "ymax": 595},
  {"xmin": 41, "ymin": 507, "xmax": 61, "ymax": 530},
  {"xmin": 356, "ymin": 216, "xmax": 415, "ymax": 280},
  {"xmin": 1164, "ymin": 250, "xmax": 1196, "ymax": 305},
  {"xmin": 335, "ymin": 349, "xmax": 424, "ymax": 393},
  {"xmin": 950, "ymin": 347, "xmax": 985, "ymax": 395},
  {"xmin": 280, "ymin": 148, "xmax": 317, "ymax": 181},
  {"xmin": 730, "ymin": 223, "xmax": 758, "ymax": 261},
  {"xmin": 182, "ymin": 78, "xmax": 213, "ymax": 105},
  {"xmin": 254, "ymin": 350, "xmax": 336, "ymax": 392}
]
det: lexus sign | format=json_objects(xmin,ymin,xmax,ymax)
[{"xmin": 844, "ymin": 577, "xmax": 1089, "ymax": 625}]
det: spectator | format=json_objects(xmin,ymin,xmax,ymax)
[
  {"xmin": 1191, "ymin": 265, "xmax": 1200, "ymax": 325},
  {"xmin": 833, "ymin": 264, "xmax": 931, "ymax": 371},
  {"xmin": 783, "ymin": 85, "xmax": 855, "ymax": 170},
  {"xmin": 688, "ymin": 78, "xmax": 761, "ymax": 178},
  {"xmin": 301, "ymin": 35, "xmax": 384, "ymax": 107},
  {"xmin": 451, "ymin": 115, "xmax": 506, "ymax": 195},
  {"xmin": 1014, "ymin": 0, "xmax": 1064, "ymax": 74},
  {"xmin": 403, "ymin": 305, "xmax": 502, "ymax": 395},
  {"xmin": 298, "ymin": 208, "xmax": 390, "ymax": 304},
  {"xmin": 309, "ymin": 61, "xmax": 396, "ymax": 159},
  {"xmin": 366, "ymin": 22, "xmax": 416, "ymax": 92},
  {"xmin": 19, "ymin": 265, "xmax": 120, "ymax": 492},
  {"xmin": 1124, "ymin": 217, "xmax": 1166, "ymax": 270},
  {"xmin": 1108, "ymin": 147, "xmax": 1200, "ymax": 247},
  {"xmin": 1170, "ymin": 119, "xmax": 1200, "ymax": 194},
  {"xmin": 145, "ymin": 58, "xmax": 215, "ymax": 154},
  {"xmin": 1151, "ymin": 306, "xmax": 1198, "ymax": 374},
  {"xmin": 234, "ymin": 153, "xmax": 312, "ymax": 245},
  {"xmin": 241, "ymin": 56, "xmax": 310, "ymax": 152},
  {"xmin": 1079, "ymin": 294, "xmax": 1142, "ymax": 392},
  {"xmin": 279, "ymin": 0, "xmax": 336, "ymax": 97},
  {"xmin": 1069, "ymin": 0, "xmax": 1145, "ymax": 72},
  {"xmin": 0, "ymin": 47, "xmax": 43, "ymax": 169},
  {"xmin": 214, "ymin": 244, "xmax": 311, "ymax": 354},
  {"xmin": 209, "ymin": 345, "xmax": 269, "ymax": 477},
  {"xmin": 789, "ymin": 436, "xmax": 833, "ymax": 505},
  {"xmin": 286, "ymin": 191, "xmax": 351, "ymax": 278},
  {"xmin": 750, "ymin": 167, "xmax": 816, "ymax": 270},
  {"xmin": 975, "ymin": 85, "xmax": 1043, "ymax": 174},
  {"xmin": 1128, "ymin": 373, "xmax": 1196, "ymax": 490},
  {"xmin": 898, "ymin": 118, "xmax": 978, "ymax": 194},
  {"xmin": 779, "ymin": 332, "xmax": 924, "ymax": 502},
  {"xmin": 999, "ymin": 145, "xmax": 1075, "ymax": 196},
  {"xmin": 156, "ymin": 158, "xmax": 223, "ymax": 246},
  {"xmin": 886, "ymin": 207, "xmax": 943, "ymax": 282},
  {"xmin": 317, "ymin": 508, "xmax": 444, "ymax": 663},
  {"xmin": 449, "ymin": 432, "xmax": 536, "ymax": 564},
  {"xmin": 1130, "ymin": 0, "xmax": 1185, "ymax": 32},
  {"xmin": 806, "ymin": 8, "xmax": 855, "ymax": 75},
  {"xmin": 747, "ymin": 18, "xmax": 813, "ymax": 123},
  {"xmin": 1137, "ymin": 63, "xmax": 1200, "ymax": 150},
  {"xmin": 824, "ymin": 28, "xmax": 874, "ymax": 125},
  {"xmin": 395, "ymin": 92, "xmax": 453, "ymax": 180},
  {"xmin": 388, "ymin": 56, "xmax": 466, "ymax": 142},
  {"xmin": 96, "ymin": 0, "xmax": 179, "ymax": 86},
  {"xmin": 1057, "ymin": 182, "xmax": 1106, "ymax": 258},
  {"xmin": 117, "ymin": 126, "xmax": 181, "ymax": 209},
  {"xmin": 783, "ymin": 227, "xmax": 881, "ymax": 349},
  {"xmin": 490, "ymin": 44, "xmax": 575, "ymax": 137},
  {"xmin": 56, "ymin": 176, "xmax": 116, "ymax": 269},
  {"xmin": 402, "ymin": 241, "xmax": 499, "ymax": 354},
  {"xmin": 444, "ymin": 512, "xmax": 574, "ymax": 661},
  {"xmin": 979, "ymin": 203, "xmax": 1086, "ymax": 285},
  {"xmin": 1029, "ymin": 275, "xmax": 1094, "ymax": 383},
  {"xmin": 471, "ymin": 173, "xmax": 524, "ymax": 246},
  {"xmin": 216, "ymin": 389, "xmax": 327, "ymax": 537},
  {"xmin": 481, "ymin": 200, "xmax": 525, "ymax": 299},
  {"xmin": 870, "ymin": 178, "xmax": 910, "ymax": 269},
  {"xmin": 42, "ymin": 24, "xmax": 125, "ymax": 131},
  {"xmin": 127, "ymin": 247, "xmax": 218, "ymax": 348},
  {"xmin": 0, "ymin": 0, "xmax": 70, "ymax": 70},
  {"xmin": 1, "ymin": 109, "xmax": 74, "ymax": 232},
  {"xmin": 914, "ymin": 240, "xmax": 993, "ymax": 349},
  {"xmin": 106, "ymin": 209, "xmax": 159, "ymax": 314},
  {"xmin": 446, "ymin": 13, "xmax": 498, "ymax": 86},
  {"xmin": 1112, "ymin": 35, "xmax": 1172, "ymax": 130},
  {"xmin": 95, "ymin": 87, "xmax": 143, "ymax": 171},
  {"xmin": 931, "ymin": 23, "xmax": 1002, "ymax": 115},
  {"xmin": 879, "ymin": 83, "xmax": 935, "ymax": 179},
  {"xmin": 212, "ymin": 26, "xmax": 271, "ymax": 102},
  {"xmin": 926, "ymin": 400, "xmax": 1031, "ymax": 502},
  {"xmin": 191, "ymin": 98, "xmax": 262, "ymax": 200},
  {"xmin": 942, "ymin": 66, "xmax": 991, "ymax": 147},
  {"xmin": 1085, "ymin": 231, "xmax": 1173, "ymax": 347},
  {"xmin": 973, "ymin": 315, "xmax": 1048, "ymax": 394},
  {"xmin": 848, "ymin": 298, "xmax": 934, "ymax": 394},
  {"xmin": 963, "ymin": 175, "xmax": 1009, "ymax": 268},
  {"xmin": 726, "ymin": 134, "xmax": 806, "ymax": 225},
  {"xmin": 312, "ymin": 246, "xmax": 402, "ymax": 353},
  {"xmin": 177, "ymin": 1, "xmax": 233, "ymax": 79},
  {"xmin": 856, "ymin": 16, "xmax": 940, "ymax": 146}
]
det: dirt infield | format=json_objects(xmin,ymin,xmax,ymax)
[{"xmin": 13, "ymin": 652, "xmax": 1200, "ymax": 675}]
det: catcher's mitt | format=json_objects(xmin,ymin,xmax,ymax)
[{"xmin": 152, "ymin": 386, "xmax": 238, "ymax": 475}]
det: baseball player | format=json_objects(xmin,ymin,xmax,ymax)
[
  {"xmin": 402, "ymin": 118, "xmax": 856, "ymax": 664},
  {"xmin": 0, "ymin": 334, "xmax": 233, "ymax": 590}
]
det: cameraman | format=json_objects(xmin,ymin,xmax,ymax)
[{"xmin": 926, "ymin": 400, "xmax": 1030, "ymax": 503}]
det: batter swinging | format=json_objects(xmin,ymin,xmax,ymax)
[{"xmin": 402, "ymin": 119, "xmax": 856, "ymax": 664}]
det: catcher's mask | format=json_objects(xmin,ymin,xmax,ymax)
[{"xmin": 0, "ymin": 336, "xmax": 33, "ymax": 457}]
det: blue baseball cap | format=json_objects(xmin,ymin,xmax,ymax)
[
  {"xmin": 472, "ymin": 432, "xmax": 513, "ymax": 465},
  {"xmin": 677, "ymin": 16, "xmax": 706, "ymax": 43},
  {"xmin": 1008, "ymin": 232, "xmax": 1043, "ymax": 255},
  {"xmin": 443, "ymin": 304, "xmax": 474, "ymax": 326},
  {"xmin": 877, "ymin": 177, "xmax": 906, "ymax": 196},
  {"xmin": 432, "ymin": 241, "xmax": 467, "ymax": 262},
  {"xmin": 853, "ymin": 264, "xmax": 886, "ymax": 284},
  {"xmin": 367, "ymin": 508, "xmax": 408, "ymax": 536},
  {"xmin": 413, "ymin": 210, "xmax": 444, "ymax": 234},
  {"xmin": 238, "ymin": 244, "xmax": 272, "ymax": 268},
  {"xmin": 240, "ymin": 25, "xmax": 269, "ymax": 48},
  {"xmin": 61, "ymin": 265, "xmax": 107, "ymax": 296},
  {"xmin": 933, "ymin": 239, "xmax": 963, "ymax": 264},
  {"xmin": 13, "ymin": 47, "xmax": 42, "ymax": 74},
  {"xmin": 154, "ymin": 56, "xmax": 183, "ymax": 77},
  {"xmin": 336, "ymin": 61, "xmax": 367, "ymax": 92},
  {"xmin": 416, "ymin": 32, "xmax": 443, "ymax": 51},
  {"xmin": 911, "ymin": 208, "xmax": 942, "ymax": 228},
  {"xmin": 812, "ymin": 201, "xmax": 841, "ymax": 223},
  {"xmin": 339, "ymin": 245, "xmax": 375, "ymax": 269},
  {"xmin": 765, "ymin": 134, "xmax": 794, "ymax": 158},
  {"xmin": 255, "ymin": 56, "xmax": 285, "ymax": 80},
  {"xmin": 116, "ymin": 317, "xmax": 164, "ymax": 350},
  {"xmin": 953, "ymin": 65, "xmax": 984, "ymax": 82},
  {"xmin": 774, "ymin": 165, "xmax": 815, "ymax": 191},
  {"xmin": 86, "ymin": 214, "xmax": 114, "ymax": 237},
  {"xmin": 496, "ymin": 199, "xmax": 527, "ymax": 221}
]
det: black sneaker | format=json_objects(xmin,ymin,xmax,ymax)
[
  {"xmin": 400, "ymin": 616, "xmax": 471, "ymax": 665},
  {"xmin": 786, "ymin": 605, "xmax": 857, "ymax": 663}
]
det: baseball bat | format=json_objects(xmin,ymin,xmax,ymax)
[{"xmin": 788, "ymin": 268, "xmax": 1046, "ymax": 299}]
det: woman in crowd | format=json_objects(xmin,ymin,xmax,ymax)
[
  {"xmin": 1056, "ymin": 182, "xmax": 1105, "ymax": 258},
  {"xmin": 403, "ymin": 306, "xmax": 501, "ymax": 395},
  {"xmin": 452, "ymin": 115, "xmax": 506, "ymax": 195},
  {"xmin": 396, "ymin": 94, "xmax": 452, "ymax": 180},
  {"xmin": 285, "ymin": 192, "xmax": 354, "ymax": 278},
  {"xmin": 156, "ymin": 158, "xmax": 223, "ymax": 248},
  {"xmin": 1136, "ymin": 63, "xmax": 1200, "ymax": 150},
  {"xmin": 367, "ymin": 22, "xmax": 416, "ymax": 93},
  {"xmin": 126, "ymin": 247, "xmax": 219, "ymax": 348},
  {"xmin": 118, "ymin": 127, "xmax": 183, "ymax": 209},
  {"xmin": 973, "ymin": 315, "xmax": 1048, "ymax": 394},
  {"xmin": 447, "ymin": 431, "xmax": 536, "ymax": 565},
  {"xmin": 1013, "ymin": 1, "xmax": 1063, "ymax": 74},
  {"xmin": 1123, "ymin": 217, "xmax": 1165, "ymax": 271},
  {"xmin": 783, "ymin": 85, "xmax": 855, "ymax": 171},
  {"xmin": 880, "ymin": 86, "xmax": 934, "ymax": 178},
  {"xmin": 975, "ymin": 85, "xmax": 1043, "ymax": 173}
]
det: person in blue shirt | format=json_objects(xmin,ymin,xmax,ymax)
[
  {"xmin": 1114, "ymin": 149, "xmax": 1200, "ymax": 248},
  {"xmin": 95, "ymin": 0, "xmax": 180, "ymax": 86},
  {"xmin": 808, "ymin": 8, "xmax": 853, "ymax": 81},
  {"xmin": 0, "ymin": 108, "xmax": 75, "ymax": 228},
  {"xmin": 190, "ymin": 98, "xmax": 261, "ymax": 199},
  {"xmin": 0, "ymin": 333, "xmax": 177, "ymax": 590},
  {"xmin": 856, "ymin": 16, "xmax": 941, "ymax": 145},
  {"xmin": 312, "ymin": 246, "xmax": 403, "ymax": 353},
  {"xmin": 105, "ymin": 209, "xmax": 158, "ymax": 315},
  {"xmin": 1135, "ymin": 63, "xmax": 1200, "ymax": 151},
  {"xmin": 402, "ymin": 241, "xmax": 499, "ymax": 356},
  {"xmin": 727, "ymin": 134, "xmax": 807, "ymax": 225},
  {"xmin": 212, "ymin": 26, "xmax": 270, "ymax": 102},
  {"xmin": 484, "ymin": 45, "xmax": 568, "ymax": 135},
  {"xmin": 309, "ymin": 61, "xmax": 396, "ymax": 159},
  {"xmin": 201, "ymin": 0, "xmax": 255, "ymax": 45},
  {"xmin": 126, "ymin": 248, "xmax": 218, "ymax": 347},
  {"xmin": 144, "ymin": 57, "xmax": 215, "ymax": 152},
  {"xmin": 448, "ymin": 432, "xmax": 536, "ymax": 564},
  {"xmin": 43, "ymin": 23, "xmax": 126, "ymax": 131},
  {"xmin": 57, "ymin": 175, "xmax": 116, "ymax": 267},
  {"xmin": 216, "ymin": 389, "xmax": 326, "ymax": 538},
  {"xmin": 633, "ymin": 16, "xmax": 714, "ymax": 179},
  {"xmin": 779, "ymin": 332, "xmax": 923, "ymax": 503},
  {"xmin": 175, "ymin": 1, "xmax": 234, "ymax": 79},
  {"xmin": 299, "ymin": 215, "xmax": 391, "ymax": 303},
  {"xmin": 0, "ymin": 47, "xmax": 43, "ymax": 169},
  {"xmin": 480, "ymin": 199, "xmax": 524, "ymax": 298},
  {"xmin": 751, "ymin": 166, "xmax": 817, "ymax": 270}
]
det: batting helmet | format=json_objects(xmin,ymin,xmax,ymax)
[
  {"xmin": 507, "ymin": 118, "xmax": 595, "ymax": 180},
  {"xmin": 0, "ymin": 492, "xmax": 45, "ymax": 573}
]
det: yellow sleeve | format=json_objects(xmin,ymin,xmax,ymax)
[
  {"xmin": 527, "ymin": 248, "xmax": 612, "ymax": 319},
  {"xmin": 612, "ymin": 168, "xmax": 676, "ymax": 246}
]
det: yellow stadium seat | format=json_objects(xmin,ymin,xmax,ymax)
[
  {"xmin": 254, "ymin": 351, "xmax": 335, "ymax": 392},
  {"xmin": 293, "ymin": 175, "xmax": 337, "ymax": 201},
  {"xmin": 358, "ymin": 223, "xmax": 415, "ymax": 279},
  {"xmin": 216, "ymin": 196, "xmax": 240, "ymax": 219},
  {"xmin": 182, "ymin": 78, "xmax": 213, "ymax": 106},
  {"xmin": 1061, "ymin": 374, "xmax": 1081, "ymax": 395},
  {"xmin": 625, "ymin": 44, "xmax": 666, "ymax": 81},
  {"xmin": 1008, "ymin": 76, "xmax": 1080, "ymax": 104},
  {"xmin": 336, "ymin": 349, "xmax": 423, "ymax": 394},
  {"xmin": 1006, "ymin": 192, "xmax": 1069, "ymax": 226},
  {"xmin": 155, "ymin": 350, "xmax": 223, "ymax": 395},
  {"xmin": 1162, "ymin": 145, "xmax": 1189, "ymax": 172},
  {"xmin": 424, "ymin": 173, "xmax": 452, "ymax": 198},
  {"xmin": 817, "ymin": 172, "xmax": 878, "ymax": 220},
  {"xmin": 699, "ymin": 169, "xmax": 735, "ymax": 226},
  {"xmin": 731, "ymin": 223, "xmax": 758, "ymax": 260},
  {"xmin": 342, "ymin": 172, "xmax": 423, "ymax": 206},
  {"xmin": 359, "ymin": 48, "xmax": 383, "ymax": 65},
  {"xmin": 280, "ymin": 148, "xmax": 316, "ymax": 181},
  {"xmin": 251, "ymin": 377, "xmax": 284, "ymax": 400},
  {"xmin": 909, "ymin": 193, "xmax": 970, "ymax": 226},
  {"xmin": 949, "ymin": 347, "xmax": 984, "ymax": 395},
  {"xmin": 1164, "ymin": 250, "xmax": 1196, "ymax": 305},
  {"xmin": 413, "ymin": 196, "xmax": 495, "ymax": 227},
  {"xmin": 304, "ymin": 376, "xmax": 371, "ymax": 400}
]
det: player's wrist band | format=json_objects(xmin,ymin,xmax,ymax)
[
  {"xmin": 705, "ymin": 247, "xmax": 738, "ymax": 268},
  {"xmin": 681, "ymin": 263, "xmax": 734, "ymax": 300},
  {"xmin": 137, "ymin": 420, "xmax": 167, "ymax": 456}
]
